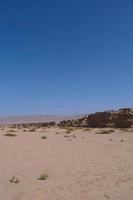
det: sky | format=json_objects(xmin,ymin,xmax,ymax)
[{"xmin": 0, "ymin": 0, "xmax": 133, "ymax": 116}]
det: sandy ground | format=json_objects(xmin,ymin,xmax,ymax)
[{"xmin": 0, "ymin": 126, "xmax": 133, "ymax": 200}]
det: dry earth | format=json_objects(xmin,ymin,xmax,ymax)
[{"xmin": 0, "ymin": 126, "xmax": 133, "ymax": 200}]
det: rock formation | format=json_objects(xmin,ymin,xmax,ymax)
[{"xmin": 59, "ymin": 108, "xmax": 133, "ymax": 128}]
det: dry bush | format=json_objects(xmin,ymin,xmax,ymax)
[
  {"xmin": 4, "ymin": 133, "xmax": 17, "ymax": 137},
  {"xmin": 64, "ymin": 135, "xmax": 70, "ymax": 138},
  {"xmin": 65, "ymin": 128, "xmax": 74, "ymax": 134},
  {"xmin": 7, "ymin": 129, "xmax": 16, "ymax": 132},
  {"xmin": 10, "ymin": 176, "xmax": 20, "ymax": 183},
  {"xmin": 28, "ymin": 129, "xmax": 36, "ymax": 132},
  {"xmin": 41, "ymin": 135, "xmax": 47, "ymax": 139},
  {"xmin": 119, "ymin": 128, "xmax": 130, "ymax": 131},
  {"xmin": 66, "ymin": 130, "xmax": 71, "ymax": 134},
  {"xmin": 68, "ymin": 128, "xmax": 74, "ymax": 131},
  {"xmin": 84, "ymin": 128, "xmax": 91, "ymax": 131},
  {"xmin": 38, "ymin": 173, "xmax": 49, "ymax": 180},
  {"xmin": 97, "ymin": 129, "xmax": 114, "ymax": 134}
]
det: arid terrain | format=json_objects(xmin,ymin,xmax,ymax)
[
  {"xmin": 0, "ymin": 126, "xmax": 133, "ymax": 200},
  {"xmin": 0, "ymin": 115, "xmax": 84, "ymax": 125}
]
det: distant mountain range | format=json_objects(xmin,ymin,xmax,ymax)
[{"xmin": 0, "ymin": 114, "xmax": 84, "ymax": 125}]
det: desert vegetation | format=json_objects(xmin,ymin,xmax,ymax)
[
  {"xmin": 4, "ymin": 133, "xmax": 17, "ymax": 137},
  {"xmin": 41, "ymin": 135, "xmax": 47, "ymax": 139},
  {"xmin": 10, "ymin": 176, "xmax": 20, "ymax": 184},
  {"xmin": 8, "ymin": 122, "xmax": 56, "ymax": 130},
  {"xmin": 38, "ymin": 172, "xmax": 49, "ymax": 181}
]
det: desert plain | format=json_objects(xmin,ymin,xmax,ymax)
[{"xmin": 0, "ymin": 126, "xmax": 133, "ymax": 200}]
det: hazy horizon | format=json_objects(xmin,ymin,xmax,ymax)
[{"xmin": 0, "ymin": 106, "xmax": 133, "ymax": 118}]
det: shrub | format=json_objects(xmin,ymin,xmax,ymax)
[
  {"xmin": 97, "ymin": 129, "xmax": 114, "ymax": 134},
  {"xmin": 7, "ymin": 129, "xmax": 16, "ymax": 132},
  {"xmin": 84, "ymin": 128, "xmax": 91, "ymax": 131},
  {"xmin": 41, "ymin": 135, "xmax": 47, "ymax": 139},
  {"xmin": 10, "ymin": 176, "xmax": 20, "ymax": 183},
  {"xmin": 66, "ymin": 130, "xmax": 70, "ymax": 134},
  {"xmin": 38, "ymin": 173, "xmax": 49, "ymax": 180},
  {"xmin": 28, "ymin": 129, "xmax": 36, "ymax": 132},
  {"xmin": 4, "ymin": 133, "xmax": 17, "ymax": 137}
]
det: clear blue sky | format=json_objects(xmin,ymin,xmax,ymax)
[{"xmin": 0, "ymin": 0, "xmax": 133, "ymax": 116}]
